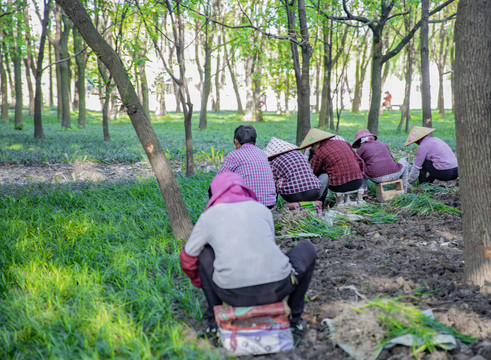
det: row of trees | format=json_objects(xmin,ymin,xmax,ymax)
[
  {"xmin": 2, "ymin": 1, "xmax": 488, "ymax": 288},
  {"xmin": 1, "ymin": 1, "xmax": 458, "ymax": 144}
]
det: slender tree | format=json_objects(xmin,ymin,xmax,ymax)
[
  {"xmin": 319, "ymin": 0, "xmax": 455, "ymax": 135},
  {"xmin": 420, "ymin": 0, "xmax": 432, "ymax": 128},
  {"xmin": 55, "ymin": 0, "xmax": 193, "ymax": 240},
  {"xmin": 33, "ymin": 0, "xmax": 52, "ymax": 139},
  {"xmin": 73, "ymin": 26, "xmax": 87, "ymax": 128},
  {"xmin": 142, "ymin": 0, "xmax": 195, "ymax": 176},
  {"xmin": 0, "ymin": 35, "xmax": 9, "ymax": 122},
  {"xmin": 199, "ymin": 0, "xmax": 213, "ymax": 130},
  {"xmin": 23, "ymin": 6, "xmax": 36, "ymax": 116},
  {"xmin": 59, "ymin": 11, "xmax": 72, "ymax": 128},
  {"xmin": 351, "ymin": 28, "xmax": 370, "ymax": 114},
  {"xmin": 431, "ymin": 18, "xmax": 453, "ymax": 118},
  {"xmin": 284, "ymin": 0, "xmax": 312, "ymax": 144},
  {"xmin": 11, "ymin": 0, "xmax": 24, "ymax": 130}
]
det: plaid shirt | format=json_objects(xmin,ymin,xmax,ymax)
[
  {"xmin": 357, "ymin": 141, "xmax": 402, "ymax": 178},
  {"xmin": 218, "ymin": 143, "xmax": 276, "ymax": 206},
  {"xmin": 270, "ymin": 150, "xmax": 321, "ymax": 195},
  {"xmin": 311, "ymin": 140, "xmax": 365, "ymax": 186}
]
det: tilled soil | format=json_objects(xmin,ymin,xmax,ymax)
[
  {"xmin": 250, "ymin": 190, "xmax": 491, "ymax": 360},
  {"xmin": 1, "ymin": 164, "xmax": 490, "ymax": 359}
]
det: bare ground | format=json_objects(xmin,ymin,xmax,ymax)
[{"xmin": 2, "ymin": 163, "xmax": 490, "ymax": 360}]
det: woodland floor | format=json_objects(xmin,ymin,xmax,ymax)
[{"xmin": 1, "ymin": 162, "xmax": 490, "ymax": 360}]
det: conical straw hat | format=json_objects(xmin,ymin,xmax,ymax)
[
  {"xmin": 264, "ymin": 137, "xmax": 299, "ymax": 158},
  {"xmin": 404, "ymin": 126, "xmax": 435, "ymax": 146},
  {"xmin": 299, "ymin": 128, "xmax": 336, "ymax": 149}
]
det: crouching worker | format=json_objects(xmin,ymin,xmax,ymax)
[
  {"xmin": 264, "ymin": 137, "xmax": 328, "ymax": 202},
  {"xmin": 352, "ymin": 129, "xmax": 409, "ymax": 192},
  {"xmin": 179, "ymin": 171, "xmax": 317, "ymax": 337},
  {"xmin": 404, "ymin": 126, "xmax": 458, "ymax": 185}
]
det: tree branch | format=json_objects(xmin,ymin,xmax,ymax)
[
  {"xmin": 0, "ymin": 4, "xmax": 28, "ymax": 19},
  {"xmin": 381, "ymin": 0, "xmax": 456, "ymax": 63},
  {"xmin": 41, "ymin": 46, "xmax": 88, "ymax": 72},
  {"xmin": 179, "ymin": 2, "xmax": 302, "ymax": 45},
  {"xmin": 429, "ymin": 13, "xmax": 457, "ymax": 23}
]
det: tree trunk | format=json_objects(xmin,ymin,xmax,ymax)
[
  {"xmin": 4, "ymin": 52, "xmax": 15, "ymax": 107},
  {"xmin": 420, "ymin": 0, "xmax": 432, "ymax": 128},
  {"xmin": 199, "ymin": 15, "xmax": 212, "ymax": 130},
  {"xmin": 367, "ymin": 39, "xmax": 383, "ymax": 135},
  {"xmin": 450, "ymin": 40, "xmax": 455, "ymax": 112},
  {"xmin": 13, "ymin": 48, "xmax": 23, "ymax": 130},
  {"xmin": 314, "ymin": 54, "xmax": 320, "ymax": 113},
  {"xmin": 224, "ymin": 43, "xmax": 243, "ymax": 114},
  {"xmin": 398, "ymin": 39, "xmax": 413, "ymax": 133},
  {"xmin": 73, "ymin": 26, "xmax": 86, "ymax": 128},
  {"xmin": 56, "ymin": 0, "xmax": 193, "ymax": 240},
  {"xmin": 59, "ymin": 13, "xmax": 72, "ymax": 128},
  {"xmin": 137, "ymin": 43, "xmax": 150, "ymax": 120},
  {"xmin": 101, "ymin": 86, "xmax": 110, "ymax": 141},
  {"xmin": 213, "ymin": 26, "xmax": 223, "ymax": 113},
  {"xmin": 437, "ymin": 70, "xmax": 444, "ymax": 117},
  {"xmin": 379, "ymin": 31, "xmax": 391, "ymax": 104},
  {"xmin": 52, "ymin": 4, "xmax": 63, "ymax": 121},
  {"xmin": 48, "ymin": 41, "xmax": 54, "ymax": 107},
  {"xmin": 243, "ymin": 51, "xmax": 255, "ymax": 121},
  {"xmin": 34, "ymin": 0, "xmax": 52, "ymax": 139},
  {"xmin": 23, "ymin": 6, "xmax": 36, "ymax": 116},
  {"xmin": 318, "ymin": 20, "xmax": 331, "ymax": 128},
  {"xmin": 23, "ymin": 59, "xmax": 35, "ymax": 117},
  {"xmin": 254, "ymin": 36, "xmax": 267, "ymax": 123},
  {"xmin": 433, "ymin": 21, "xmax": 450, "ymax": 118},
  {"xmin": 398, "ymin": 13, "xmax": 415, "ymax": 133},
  {"xmin": 351, "ymin": 30, "xmax": 369, "ymax": 114},
  {"xmin": 95, "ymin": 2, "xmax": 110, "ymax": 141},
  {"xmin": 0, "ymin": 44, "xmax": 8, "ymax": 122},
  {"xmin": 454, "ymin": 0, "xmax": 491, "ymax": 292},
  {"xmin": 286, "ymin": 0, "xmax": 311, "ymax": 144},
  {"xmin": 284, "ymin": 76, "xmax": 290, "ymax": 115}
]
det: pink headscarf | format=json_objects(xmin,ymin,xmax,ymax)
[{"xmin": 205, "ymin": 172, "xmax": 258, "ymax": 210}]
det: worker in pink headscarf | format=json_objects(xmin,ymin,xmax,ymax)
[{"xmin": 180, "ymin": 172, "xmax": 316, "ymax": 336}]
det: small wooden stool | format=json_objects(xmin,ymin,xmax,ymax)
[{"xmin": 376, "ymin": 179, "xmax": 404, "ymax": 202}]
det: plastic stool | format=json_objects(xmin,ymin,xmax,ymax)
[{"xmin": 333, "ymin": 188, "xmax": 365, "ymax": 208}]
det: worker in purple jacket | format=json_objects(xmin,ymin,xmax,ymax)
[
  {"xmin": 352, "ymin": 129, "xmax": 409, "ymax": 192},
  {"xmin": 405, "ymin": 126, "xmax": 458, "ymax": 185}
]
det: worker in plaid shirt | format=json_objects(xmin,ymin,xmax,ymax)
[
  {"xmin": 300, "ymin": 128, "xmax": 365, "ymax": 194},
  {"xmin": 264, "ymin": 137, "xmax": 328, "ymax": 203},
  {"xmin": 218, "ymin": 125, "xmax": 277, "ymax": 208}
]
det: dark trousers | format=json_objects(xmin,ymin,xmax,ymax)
[
  {"xmin": 198, "ymin": 241, "xmax": 317, "ymax": 324},
  {"xmin": 281, "ymin": 188, "xmax": 322, "ymax": 203},
  {"xmin": 329, "ymin": 178, "xmax": 364, "ymax": 193},
  {"xmin": 419, "ymin": 160, "xmax": 458, "ymax": 184}
]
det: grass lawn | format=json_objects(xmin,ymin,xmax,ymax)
[
  {"xmin": 0, "ymin": 107, "xmax": 457, "ymax": 358},
  {"xmin": 0, "ymin": 107, "xmax": 457, "ymax": 165}
]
